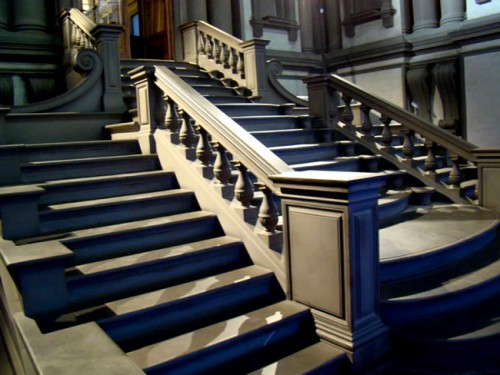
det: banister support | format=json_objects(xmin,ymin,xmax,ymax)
[
  {"xmin": 472, "ymin": 149, "xmax": 500, "ymax": 214},
  {"xmin": 304, "ymin": 75, "xmax": 339, "ymax": 127},
  {"xmin": 270, "ymin": 170, "xmax": 390, "ymax": 371}
]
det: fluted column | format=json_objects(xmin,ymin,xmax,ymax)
[
  {"xmin": 0, "ymin": 0, "xmax": 10, "ymax": 30},
  {"xmin": 412, "ymin": 0, "xmax": 439, "ymax": 32},
  {"xmin": 207, "ymin": 0, "xmax": 232, "ymax": 34},
  {"xmin": 440, "ymin": 0, "xmax": 465, "ymax": 26},
  {"xmin": 13, "ymin": 0, "xmax": 49, "ymax": 32},
  {"xmin": 299, "ymin": 0, "xmax": 314, "ymax": 53}
]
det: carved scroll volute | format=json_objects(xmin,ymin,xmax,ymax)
[
  {"xmin": 406, "ymin": 66, "xmax": 432, "ymax": 122},
  {"xmin": 360, "ymin": 104, "xmax": 373, "ymax": 137},
  {"xmin": 433, "ymin": 62, "xmax": 460, "ymax": 135},
  {"xmin": 195, "ymin": 125, "xmax": 213, "ymax": 166},
  {"xmin": 179, "ymin": 109, "xmax": 195, "ymax": 148},
  {"xmin": 380, "ymin": 114, "xmax": 393, "ymax": 150},
  {"xmin": 341, "ymin": 94, "xmax": 354, "ymax": 131},
  {"xmin": 256, "ymin": 182, "xmax": 278, "ymax": 233},
  {"xmin": 165, "ymin": 97, "xmax": 180, "ymax": 133},
  {"xmin": 211, "ymin": 142, "xmax": 232, "ymax": 185},
  {"xmin": 232, "ymin": 161, "xmax": 254, "ymax": 207}
]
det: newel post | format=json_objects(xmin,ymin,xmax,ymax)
[
  {"xmin": 240, "ymin": 39, "xmax": 270, "ymax": 100},
  {"xmin": 270, "ymin": 170, "xmax": 389, "ymax": 371},
  {"xmin": 92, "ymin": 24, "xmax": 126, "ymax": 112},
  {"xmin": 130, "ymin": 66, "xmax": 159, "ymax": 154},
  {"xmin": 304, "ymin": 75, "xmax": 339, "ymax": 127},
  {"xmin": 472, "ymin": 149, "xmax": 500, "ymax": 214},
  {"xmin": 180, "ymin": 21, "xmax": 199, "ymax": 64}
]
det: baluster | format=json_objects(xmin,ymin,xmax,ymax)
[
  {"xmin": 424, "ymin": 139, "xmax": 437, "ymax": 176},
  {"xmin": 198, "ymin": 32, "xmax": 206, "ymax": 55},
  {"xmin": 341, "ymin": 95, "xmax": 354, "ymax": 131},
  {"xmin": 213, "ymin": 39, "xmax": 221, "ymax": 63},
  {"xmin": 206, "ymin": 36, "xmax": 214, "ymax": 59},
  {"xmin": 401, "ymin": 128, "xmax": 415, "ymax": 165},
  {"xmin": 380, "ymin": 114, "xmax": 393, "ymax": 150},
  {"xmin": 256, "ymin": 183, "xmax": 278, "ymax": 233},
  {"xmin": 228, "ymin": 47, "xmax": 236, "ymax": 72},
  {"xmin": 232, "ymin": 161, "xmax": 254, "ymax": 207},
  {"xmin": 211, "ymin": 142, "xmax": 232, "ymax": 185},
  {"xmin": 179, "ymin": 110, "xmax": 195, "ymax": 148},
  {"xmin": 195, "ymin": 125, "xmax": 213, "ymax": 166},
  {"xmin": 449, "ymin": 154, "xmax": 462, "ymax": 189},
  {"xmin": 165, "ymin": 97, "xmax": 180, "ymax": 133},
  {"xmin": 237, "ymin": 52, "xmax": 245, "ymax": 77},
  {"xmin": 154, "ymin": 93, "xmax": 167, "ymax": 130},
  {"xmin": 220, "ymin": 43, "xmax": 229, "ymax": 68},
  {"xmin": 360, "ymin": 104, "xmax": 373, "ymax": 138}
]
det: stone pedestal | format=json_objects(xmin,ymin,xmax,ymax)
[
  {"xmin": 472, "ymin": 149, "xmax": 500, "ymax": 214},
  {"xmin": 270, "ymin": 170, "xmax": 389, "ymax": 371}
]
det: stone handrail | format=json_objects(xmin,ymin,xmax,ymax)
[
  {"xmin": 305, "ymin": 74, "xmax": 497, "ymax": 205},
  {"xmin": 181, "ymin": 20, "xmax": 270, "ymax": 101}
]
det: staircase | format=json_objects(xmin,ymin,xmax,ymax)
[{"xmin": 0, "ymin": 59, "xmax": 498, "ymax": 375}]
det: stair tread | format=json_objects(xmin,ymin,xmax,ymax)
[
  {"xmin": 378, "ymin": 190, "xmax": 412, "ymax": 206},
  {"xmin": 247, "ymin": 342, "xmax": 347, "ymax": 375},
  {"xmin": 75, "ymin": 235, "xmax": 241, "ymax": 276},
  {"xmin": 22, "ymin": 153, "xmax": 154, "ymax": 166},
  {"xmin": 291, "ymin": 159, "xmax": 356, "ymax": 169},
  {"xmin": 40, "ymin": 170, "xmax": 172, "ymax": 188},
  {"xmin": 127, "ymin": 300, "xmax": 309, "ymax": 369},
  {"xmin": 104, "ymin": 264, "xmax": 272, "ymax": 316},
  {"xmin": 43, "ymin": 188, "xmax": 192, "ymax": 211},
  {"xmin": 379, "ymin": 205, "xmax": 498, "ymax": 262},
  {"xmin": 61, "ymin": 211, "xmax": 216, "ymax": 242},
  {"xmin": 385, "ymin": 257, "xmax": 500, "ymax": 301}
]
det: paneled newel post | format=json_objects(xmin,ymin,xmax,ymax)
[
  {"xmin": 240, "ymin": 39, "xmax": 270, "ymax": 100},
  {"xmin": 270, "ymin": 170, "xmax": 390, "ymax": 371},
  {"xmin": 304, "ymin": 75, "xmax": 339, "ymax": 128},
  {"xmin": 472, "ymin": 149, "xmax": 500, "ymax": 214},
  {"xmin": 130, "ymin": 66, "xmax": 158, "ymax": 154}
]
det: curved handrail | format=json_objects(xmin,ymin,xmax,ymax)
[
  {"xmin": 154, "ymin": 65, "xmax": 292, "ymax": 188},
  {"xmin": 267, "ymin": 59, "xmax": 308, "ymax": 107},
  {"xmin": 326, "ymin": 74, "xmax": 477, "ymax": 160}
]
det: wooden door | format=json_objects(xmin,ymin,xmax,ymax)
[{"xmin": 140, "ymin": 0, "xmax": 174, "ymax": 59}]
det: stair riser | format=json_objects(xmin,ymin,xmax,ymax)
[
  {"xmin": 40, "ymin": 193, "xmax": 199, "ymax": 234},
  {"xmin": 101, "ymin": 276, "xmax": 283, "ymax": 351},
  {"xmin": 218, "ymin": 106, "xmax": 286, "ymax": 117},
  {"xmin": 21, "ymin": 157, "xmax": 160, "ymax": 183},
  {"xmin": 181, "ymin": 77, "xmax": 223, "ymax": 86},
  {"xmin": 24, "ymin": 142, "xmax": 141, "ymax": 162},
  {"xmin": 380, "ymin": 227, "xmax": 498, "ymax": 282},
  {"xmin": 235, "ymin": 118, "xmax": 305, "ymax": 132},
  {"xmin": 207, "ymin": 96, "xmax": 251, "ymax": 104},
  {"xmin": 39, "ymin": 173, "xmax": 179, "ymax": 206},
  {"xmin": 381, "ymin": 276, "xmax": 500, "ymax": 325},
  {"xmin": 63, "ymin": 216, "xmax": 224, "ymax": 266},
  {"xmin": 379, "ymin": 196, "xmax": 410, "ymax": 222},
  {"xmin": 273, "ymin": 148, "xmax": 341, "ymax": 165},
  {"xmin": 145, "ymin": 312, "xmax": 316, "ymax": 375},
  {"xmin": 193, "ymin": 86, "xmax": 236, "ymax": 96},
  {"xmin": 67, "ymin": 245, "xmax": 251, "ymax": 310},
  {"xmin": 253, "ymin": 131, "xmax": 333, "ymax": 148}
]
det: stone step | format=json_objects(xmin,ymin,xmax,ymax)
[
  {"xmin": 378, "ymin": 190, "xmax": 412, "ymax": 222},
  {"xmin": 379, "ymin": 205, "xmax": 498, "ymax": 282},
  {"xmin": 192, "ymin": 84, "xmax": 238, "ymax": 96},
  {"xmin": 61, "ymin": 211, "xmax": 224, "ymax": 266},
  {"xmin": 39, "ymin": 170, "xmax": 179, "ymax": 205},
  {"xmin": 21, "ymin": 154, "xmax": 161, "ymax": 183},
  {"xmin": 66, "ymin": 236, "xmax": 251, "ymax": 310},
  {"xmin": 251, "ymin": 128, "xmax": 334, "ymax": 148},
  {"xmin": 217, "ymin": 103, "xmax": 294, "ymax": 117},
  {"xmin": 247, "ymin": 342, "xmax": 349, "ymax": 375},
  {"xmin": 180, "ymin": 76, "xmax": 224, "ymax": 86},
  {"xmin": 127, "ymin": 300, "xmax": 317, "ymax": 374},
  {"xmin": 233, "ymin": 115, "xmax": 311, "ymax": 131},
  {"xmin": 99, "ymin": 265, "xmax": 283, "ymax": 351},
  {"xmin": 206, "ymin": 95, "xmax": 252, "ymax": 104},
  {"xmin": 270, "ymin": 142, "xmax": 340, "ymax": 165},
  {"xmin": 39, "ymin": 189, "xmax": 199, "ymax": 234},
  {"xmin": 381, "ymin": 230, "xmax": 500, "ymax": 324}
]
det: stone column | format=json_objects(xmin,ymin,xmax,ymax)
[
  {"xmin": 440, "ymin": 0, "xmax": 465, "ymax": 26},
  {"xmin": 412, "ymin": 0, "xmax": 439, "ymax": 32},
  {"xmin": 298, "ymin": 0, "xmax": 314, "ymax": 53},
  {"xmin": 325, "ymin": 0, "xmax": 342, "ymax": 51},
  {"xmin": 12, "ymin": 0, "xmax": 49, "ymax": 32},
  {"xmin": 270, "ymin": 170, "xmax": 389, "ymax": 372},
  {"xmin": 0, "ymin": 0, "xmax": 10, "ymax": 30},
  {"xmin": 207, "ymin": 0, "xmax": 232, "ymax": 34},
  {"xmin": 186, "ymin": 0, "xmax": 208, "ymax": 22}
]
